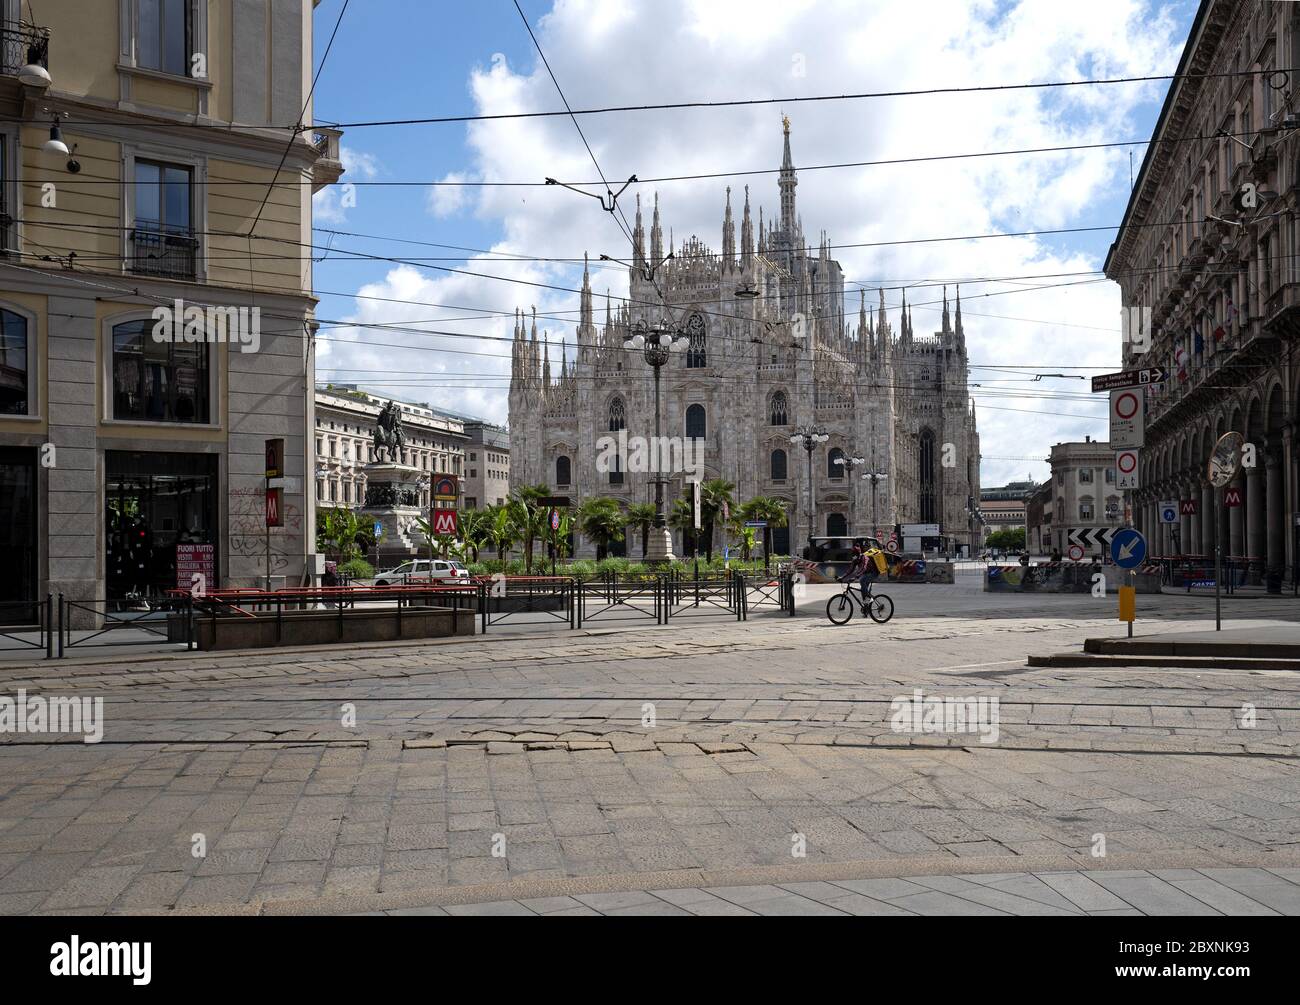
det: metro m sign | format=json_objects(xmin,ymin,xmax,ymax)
[
  {"xmin": 266, "ymin": 487, "xmax": 283, "ymax": 527},
  {"xmin": 432, "ymin": 509, "xmax": 458, "ymax": 536}
]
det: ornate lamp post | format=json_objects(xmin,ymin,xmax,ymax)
[
  {"xmin": 790, "ymin": 424, "xmax": 829, "ymax": 549},
  {"xmin": 860, "ymin": 458, "xmax": 889, "ymax": 541},
  {"xmin": 834, "ymin": 453, "xmax": 867, "ymax": 535},
  {"xmin": 624, "ymin": 317, "xmax": 689, "ymax": 561}
]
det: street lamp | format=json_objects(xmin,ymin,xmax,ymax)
[
  {"xmin": 860, "ymin": 459, "xmax": 889, "ymax": 541},
  {"xmin": 833, "ymin": 454, "xmax": 867, "ymax": 535},
  {"xmin": 790, "ymin": 424, "xmax": 829, "ymax": 550},
  {"xmin": 624, "ymin": 317, "xmax": 689, "ymax": 561}
]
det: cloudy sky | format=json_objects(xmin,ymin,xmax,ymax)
[{"xmin": 310, "ymin": 0, "xmax": 1194, "ymax": 487}]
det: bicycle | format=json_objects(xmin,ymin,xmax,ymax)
[{"xmin": 826, "ymin": 578, "xmax": 894, "ymax": 625}]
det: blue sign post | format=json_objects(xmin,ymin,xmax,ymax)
[
  {"xmin": 1110, "ymin": 528, "xmax": 1146, "ymax": 569},
  {"xmin": 1111, "ymin": 528, "xmax": 1146, "ymax": 639}
]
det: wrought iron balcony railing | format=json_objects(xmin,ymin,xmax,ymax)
[
  {"xmin": 129, "ymin": 224, "xmax": 198, "ymax": 279},
  {"xmin": 1, "ymin": 20, "xmax": 49, "ymax": 78}
]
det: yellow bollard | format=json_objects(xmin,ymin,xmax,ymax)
[{"xmin": 1118, "ymin": 585, "xmax": 1136, "ymax": 623}]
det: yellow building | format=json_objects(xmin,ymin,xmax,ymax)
[{"xmin": 0, "ymin": 0, "xmax": 343, "ymax": 621}]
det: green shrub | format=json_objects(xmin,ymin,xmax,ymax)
[{"xmin": 337, "ymin": 557, "xmax": 374, "ymax": 580}]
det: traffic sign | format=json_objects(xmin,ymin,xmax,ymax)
[
  {"xmin": 1224, "ymin": 487, "xmax": 1243, "ymax": 508},
  {"xmin": 373, "ymin": 521, "xmax": 383, "ymax": 538},
  {"xmin": 432, "ymin": 509, "xmax": 458, "ymax": 535},
  {"xmin": 1091, "ymin": 367, "xmax": 1168, "ymax": 392},
  {"xmin": 1066, "ymin": 527, "xmax": 1117, "ymax": 551},
  {"xmin": 1110, "ymin": 528, "xmax": 1147, "ymax": 569},
  {"xmin": 1115, "ymin": 449, "xmax": 1139, "ymax": 489},
  {"xmin": 743, "ymin": 520, "xmax": 767, "ymax": 529},
  {"xmin": 885, "ymin": 539, "xmax": 899, "ymax": 553},
  {"xmin": 1179, "ymin": 499, "xmax": 1197, "ymax": 515},
  {"xmin": 1158, "ymin": 501, "xmax": 1178, "ymax": 524},
  {"xmin": 1068, "ymin": 544, "xmax": 1084, "ymax": 561},
  {"xmin": 1109, "ymin": 389, "xmax": 1144, "ymax": 448},
  {"xmin": 549, "ymin": 508, "xmax": 560, "ymax": 532}
]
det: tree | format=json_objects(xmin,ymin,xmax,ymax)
[
  {"xmin": 625, "ymin": 503, "xmax": 657, "ymax": 559},
  {"xmin": 698, "ymin": 478, "xmax": 736, "ymax": 562},
  {"xmin": 739, "ymin": 496, "xmax": 789, "ymax": 565},
  {"xmin": 577, "ymin": 497, "xmax": 626, "ymax": 561},
  {"xmin": 458, "ymin": 508, "xmax": 492, "ymax": 563},
  {"xmin": 985, "ymin": 528, "xmax": 1026, "ymax": 553},
  {"xmin": 487, "ymin": 504, "xmax": 517, "ymax": 562},
  {"xmin": 508, "ymin": 484, "xmax": 551, "ymax": 573},
  {"xmin": 317, "ymin": 507, "xmax": 364, "ymax": 562}
]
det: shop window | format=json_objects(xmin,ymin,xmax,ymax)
[
  {"xmin": 0, "ymin": 308, "xmax": 29, "ymax": 414},
  {"xmin": 111, "ymin": 318, "xmax": 210, "ymax": 423}
]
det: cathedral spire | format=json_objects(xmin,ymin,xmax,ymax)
[
  {"xmin": 633, "ymin": 193, "xmax": 645, "ymax": 269},
  {"xmin": 650, "ymin": 192, "xmax": 663, "ymax": 264},
  {"xmin": 779, "ymin": 115, "xmax": 798, "ymax": 233},
  {"xmin": 722, "ymin": 186, "xmax": 735, "ymax": 269},
  {"xmin": 758, "ymin": 206, "xmax": 765, "ymax": 254},
  {"xmin": 740, "ymin": 184, "xmax": 753, "ymax": 265},
  {"xmin": 942, "ymin": 285, "xmax": 950, "ymax": 333},
  {"xmin": 580, "ymin": 253, "xmax": 593, "ymax": 335},
  {"xmin": 542, "ymin": 334, "xmax": 551, "ymax": 387}
]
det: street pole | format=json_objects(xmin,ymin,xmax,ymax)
[{"xmin": 1214, "ymin": 485, "xmax": 1222, "ymax": 631}]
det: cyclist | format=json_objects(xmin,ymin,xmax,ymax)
[{"xmin": 839, "ymin": 544, "xmax": 884, "ymax": 613}]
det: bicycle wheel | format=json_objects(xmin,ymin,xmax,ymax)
[
  {"xmin": 867, "ymin": 592, "xmax": 894, "ymax": 623},
  {"xmin": 826, "ymin": 591, "xmax": 855, "ymax": 625}
]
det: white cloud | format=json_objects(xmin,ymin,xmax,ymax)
[
  {"xmin": 312, "ymin": 146, "xmax": 381, "ymax": 224},
  {"xmin": 325, "ymin": 0, "xmax": 1183, "ymax": 486},
  {"xmin": 427, "ymin": 171, "xmax": 471, "ymax": 218}
]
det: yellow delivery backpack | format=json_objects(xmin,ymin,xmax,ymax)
[{"xmin": 865, "ymin": 547, "xmax": 888, "ymax": 574}]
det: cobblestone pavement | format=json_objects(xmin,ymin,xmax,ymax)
[
  {"xmin": 0, "ymin": 587, "xmax": 1298, "ymax": 915},
  {"xmin": 370, "ymin": 867, "xmax": 1300, "ymax": 916}
]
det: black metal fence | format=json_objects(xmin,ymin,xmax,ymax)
[{"xmin": 1, "ymin": 571, "xmax": 805, "ymax": 660}]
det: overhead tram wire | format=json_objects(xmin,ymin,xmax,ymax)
[{"xmin": 3, "ymin": 66, "xmax": 1289, "ymax": 134}]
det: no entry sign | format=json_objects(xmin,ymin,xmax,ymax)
[
  {"xmin": 1115, "ymin": 449, "xmax": 1139, "ymax": 489},
  {"xmin": 1109, "ymin": 389, "xmax": 1144, "ymax": 448}
]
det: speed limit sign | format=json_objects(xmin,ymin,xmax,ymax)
[{"xmin": 1068, "ymin": 544, "xmax": 1084, "ymax": 561}]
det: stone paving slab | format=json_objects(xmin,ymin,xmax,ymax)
[{"xmin": 361, "ymin": 867, "xmax": 1300, "ymax": 916}]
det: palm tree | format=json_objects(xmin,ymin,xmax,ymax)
[
  {"xmin": 459, "ymin": 508, "xmax": 492, "ymax": 563},
  {"xmin": 318, "ymin": 507, "xmax": 364, "ymax": 562},
  {"xmin": 698, "ymin": 478, "xmax": 736, "ymax": 562},
  {"xmin": 625, "ymin": 503, "xmax": 657, "ymax": 559},
  {"xmin": 740, "ymin": 496, "xmax": 790, "ymax": 567},
  {"xmin": 487, "ymin": 504, "xmax": 517, "ymax": 562},
  {"xmin": 577, "ymin": 497, "xmax": 625, "ymax": 561},
  {"xmin": 508, "ymin": 483, "xmax": 551, "ymax": 573}
]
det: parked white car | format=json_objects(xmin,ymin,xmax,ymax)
[{"xmin": 372, "ymin": 559, "xmax": 471, "ymax": 586}]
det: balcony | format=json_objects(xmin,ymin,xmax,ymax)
[
  {"xmin": 0, "ymin": 20, "xmax": 48, "ymax": 80},
  {"xmin": 312, "ymin": 127, "xmax": 345, "ymax": 192},
  {"xmin": 129, "ymin": 224, "xmax": 198, "ymax": 280},
  {"xmin": 0, "ymin": 19, "xmax": 48, "ymax": 113}
]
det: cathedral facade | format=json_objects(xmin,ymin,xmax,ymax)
[{"xmin": 509, "ymin": 121, "xmax": 981, "ymax": 557}]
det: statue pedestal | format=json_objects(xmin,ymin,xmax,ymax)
[
  {"xmin": 643, "ymin": 525, "xmax": 676, "ymax": 563},
  {"xmin": 360, "ymin": 462, "xmax": 424, "ymax": 564}
]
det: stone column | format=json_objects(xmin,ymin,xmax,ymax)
[
  {"xmin": 1246, "ymin": 463, "xmax": 1266, "ymax": 581},
  {"xmin": 1200, "ymin": 483, "xmax": 1214, "ymax": 557},
  {"xmin": 1179, "ymin": 481, "xmax": 1192, "ymax": 556},
  {"xmin": 1266, "ymin": 452, "xmax": 1283, "ymax": 576},
  {"xmin": 1229, "ymin": 475, "xmax": 1245, "ymax": 558}
]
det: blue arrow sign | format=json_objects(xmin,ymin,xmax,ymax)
[{"xmin": 1110, "ymin": 528, "xmax": 1147, "ymax": 569}]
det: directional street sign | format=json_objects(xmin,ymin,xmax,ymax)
[
  {"xmin": 1115, "ymin": 449, "xmax": 1140, "ymax": 490},
  {"xmin": 1091, "ymin": 367, "xmax": 1168, "ymax": 393},
  {"xmin": 1066, "ymin": 527, "xmax": 1117, "ymax": 552},
  {"xmin": 1111, "ymin": 528, "xmax": 1147, "ymax": 569},
  {"xmin": 1109, "ymin": 388, "xmax": 1145, "ymax": 448},
  {"xmin": 1158, "ymin": 501, "xmax": 1178, "ymax": 524}
]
